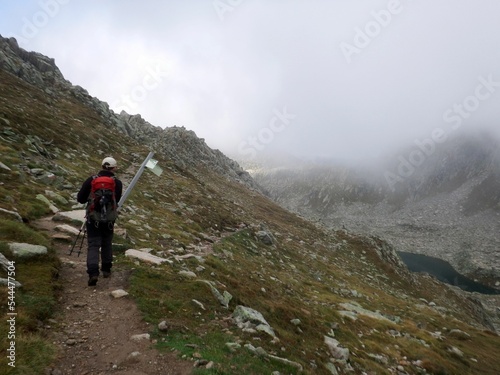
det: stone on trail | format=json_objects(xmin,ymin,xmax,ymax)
[
  {"xmin": 111, "ymin": 289, "xmax": 129, "ymax": 298},
  {"xmin": 130, "ymin": 333, "xmax": 150, "ymax": 342},
  {"xmin": 55, "ymin": 224, "xmax": 81, "ymax": 235},
  {"xmin": 53, "ymin": 209, "xmax": 86, "ymax": 224}
]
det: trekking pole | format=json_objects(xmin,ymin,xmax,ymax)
[
  {"xmin": 68, "ymin": 221, "xmax": 86, "ymax": 256},
  {"xmin": 76, "ymin": 224, "xmax": 87, "ymax": 257}
]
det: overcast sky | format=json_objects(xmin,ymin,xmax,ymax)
[{"xmin": 1, "ymin": 0, "xmax": 499, "ymax": 163}]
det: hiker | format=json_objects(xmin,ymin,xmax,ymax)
[{"xmin": 77, "ymin": 157, "xmax": 123, "ymax": 286}]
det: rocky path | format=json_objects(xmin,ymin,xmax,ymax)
[{"xmin": 34, "ymin": 216, "xmax": 193, "ymax": 375}]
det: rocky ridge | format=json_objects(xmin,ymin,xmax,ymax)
[{"xmin": 0, "ymin": 35, "xmax": 259, "ymax": 191}]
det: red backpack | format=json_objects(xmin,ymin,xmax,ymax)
[{"xmin": 87, "ymin": 176, "xmax": 118, "ymax": 223}]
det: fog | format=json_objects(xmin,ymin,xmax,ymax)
[{"xmin": 2, "ymin": 0, "xmax": 500, "ymax": 163}]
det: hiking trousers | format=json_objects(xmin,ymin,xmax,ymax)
[{"xmin": 86, "ymin": 219, "xmax": 114, "ymax": 277}]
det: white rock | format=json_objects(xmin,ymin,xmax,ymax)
[
  {"xmin": 192, "ymin": 299, "xmax": 205, "ymax": 310},
  {"xmin": 130, "ymin": 333, "xmax": 150, "ymax": 342},
  {"xmin": 0, "ymin": 208, "xmax": 22, "ymax": 222},
  {"xmin": 54, "ymin": 210, "xmax": 86, "ymax": 223},
  {"xmin": 0, "ymin": 161, "xmax": 11, "ymax": 171},
  {"xmin": 55, "ymin": 224, "xmax": 80, "ymax": 235},
  {"xmin": 110, "ymin": 289, "xmax": 129, "ymax": 298},
  {"xmin": 179, "ymin": 270, "xmax": 197, "ymax": 278},
  {"xmin": 324, "ymin": 336, "xmax": 350, "ymax": 361},
  {"xmin": 158, "ymin": 321, "xmax": 169, "ymax": 332},
  {"xmin": 125, "ymin": 249, "xmax": 169, "ymax": 265},
  {"xmin": 9, "ymin": 243, "xmax": 47, "ymax": 257}
]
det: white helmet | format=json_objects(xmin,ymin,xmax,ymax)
[{"xmin": 102, "ymin": 157, "xmax": 117, "ymax": 169}]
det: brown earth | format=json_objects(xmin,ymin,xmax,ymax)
[{"xmin": 34, "ymin": 217, "xmax": 193, "ymax": 375}]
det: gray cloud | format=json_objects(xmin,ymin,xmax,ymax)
[{"xmin": 1, "ymin": 0, "xmax": 499, "ymax": 162}]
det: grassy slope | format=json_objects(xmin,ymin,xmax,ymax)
[{"xmin": 0, "ymin": 68, "xmax": 499, "ymax": 374}]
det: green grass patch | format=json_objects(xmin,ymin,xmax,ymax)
[
  {"xmin": 0, "ymin": 217, "xmax": 60, "ymax": 374},
  {"xmin": 157, "ymin": 330, "xmax": 302, "ymax": 375},
  {"xmin": 0, "ymin": 219, "xmax": 50, "ymax": 247},
  {"xmin": 0, "ymin": 330, "xmax": 57, "ymax": 375}
]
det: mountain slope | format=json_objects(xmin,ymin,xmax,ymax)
[
  {"xmin": 250, "ymin": 132, "xmax": 500, "ymax": 283},
  {"xmin": 1, "ymin": 36, "xmax": 500, "ymax": 375}
]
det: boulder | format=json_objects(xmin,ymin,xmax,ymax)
[
  {"xmin": 53, "ymin": 210, "xmax": 86, "ymax": 224},
  {"xmin": 9, "ymin": 243, "xmax": 48, "ymax": 257}
]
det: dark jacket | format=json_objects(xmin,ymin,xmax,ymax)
[{"xmin": 77, "ymin": 170, "xmax": 123, "ymax": 206}]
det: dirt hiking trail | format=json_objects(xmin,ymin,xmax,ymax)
[{"xmin": 34, "ymin": 216, "xmax": 193, "ymax": 375}]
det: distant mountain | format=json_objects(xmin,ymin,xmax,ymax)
[{"xmin": 249, "ymin": 131, "xmax": 500, "ymax": 282}]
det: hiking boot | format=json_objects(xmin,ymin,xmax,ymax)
[
  {"xmin": 88, "ymin": 276, "xmax": 98, "ymax": 286},
  {"xmin": 102, "ymin": 271, "xmax": 111, "ymax": 278}
]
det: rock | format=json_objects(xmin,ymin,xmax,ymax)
[
  {"xmin": 232, "ymin": 305, "xmax": 275, "ymax": 337},
  {"xmin": 66, "ymin": 339, "xmax": 77, "ymax": 346},
  {"xmin": 0, "ymin": 161, "xmax": 11, "ymax": 171},
  {"xmin": 8, "ymin": 242, "xmax": 48, "ymax": 257},
  {"xmin": 35, "ymin": 193, "xmax": 59, "ymax": 213},
  {"xmin": 244, "ymin": 345, "xmax": 302, "ymax": 371},
  {"xmin": 130, "ymin": 333, "xmax": 150, "ymax": 342},
  {"xmin": 51, "ymin": 233, "xmax": 71, "ymax": 241},
  {"xmin": 192, "ymin": 299, "xmax": 205, "ymax": 310},
  {"xmin": 55, "ymin": 224, "xmax": 80, "ymax": 235},
  {"xmin": 256, "ymin": 324, "xmax": 276, "ymax": 337},
  {"xmin": 137, "ymin": 248, "xmax": 153, "ymax": 253},
  {"xmin": 30, "ymin": 168, "xmax": 45, "ymax": 176},
  {"xmin": 199, "ymin": 280, "xmax": 232, "ymax": 307},
  {"xmin": 256, "ymin": 230, "xmax": 274, "ymax": 245},
  {"xmin": 448, "ymin": 346, "xmax": 464, "ymax": 357},
  {"xmin": 325, "ymin": 362, "xmax": 339, "ymax": 375},
  {"xmin": 324, "ymin": 336, "xmax": 349, "ymax": 361},
  {"xmin": 338, "ymin": 301, "xmax": 396, "ymax": 323},
  {"xmin": 45, "ymin": 190, "xmax": 68, "ymax": 205},
  {"xmin": 119, "ymin": 351, "xmax": 142, "ymax": 366},
  {"xmin": 158, "ymin": 321, "xmax": 169, "ymax": 332},
  {"xmin": 225, "ymin": 342, "xmax": 241, "ymax": 352},
  {"xmin": 192, "ymin": 352, "xmax": 202, "ymax": 359},
  {"xmin": 53, "ymin": 210, "xmax": 86, "ymax": 224},
  {"xmin": 448, "ymin": 329, "xmax": 471, "ymax": 340},
  {"xmin": 125, "ymin": 249, "xmax": 170, "ymax": 265},
  {"xmin": 110, "ymin": 289, "xmax": 129, "ymax": 298},
  {"xmin": 367, "ymin": 353, "xmax": 388, "ymax": 365},
  {"xmin": 0, "ymin": 207, "xmax": 22, "ymax": 222},
  {"xmin": 233, "ymin": 305, "xmax": 269, "ymax": 326},
  {"xmin": 178, "ymin": 270, "xmax": 197, "ymax": 278},
  {"xmin": 266, "ymin": 352, "xmax": 303, "ymax": 371},
  {"xmin": 0, "ymin": 252, "xmax": 12, "ymax": 271}
]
